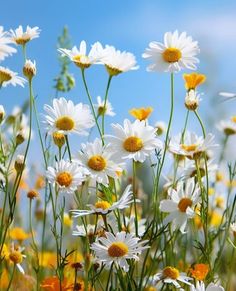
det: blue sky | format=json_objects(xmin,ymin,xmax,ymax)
[{"xmin": 1, "ymin": 0, "xmax": 236, "ymax": 159}]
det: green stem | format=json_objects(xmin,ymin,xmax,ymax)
[
  {"xmin": 102, "ymin": 75, "xmax": 112, "ymax": 135},
  {"xmin": 81, "ymin": 69, "xmax": 104, "ymax": 143},
  {"xmin": 65, "ymin": 135, "xmax": 72, "ymax": 161},
  {"xmin": 132, "ymin": 160, "xmax": 139, "ymax": 236},
  {"xmin": 6, "ymin": 264, "xmax": 16, "ymax": 291}
]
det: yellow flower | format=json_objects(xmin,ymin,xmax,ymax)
[
  {"xmin": 39, "ymin": 252, "xmax": 57, "ymax": 268},
  {"xmin": 129, "ymin": 107, "xmax": 153, "ymax": 121},
  {"xmin": 0, "ymin": 269, "xmax": 9, "ymax": 289},
  {"xmin": 63, "ymin": 213, "xmax": 73, "ymax": 227},
  {"xmin": 215, "ymin": 196, "xmax": 224, "ymax": 209},
  {"xmin": 1, "ymin": 244, "xmax": 9, "ymax": 260},
  {"xmin": 189, "ymin": 263, "xmax": 209, "ymax": 280},
  {"xmin": 9, "ymin": 227, "xmax": 30, "ymax": 241},
  {"xmin": 183, "ymin": 72, "xmax": 206, "ymax": 91},
  {"xmin": 210, "ymin": 211, "xmax": 222, "ymax": 227},
  {"xmin": 208, "ymin": 187, "xmax": 214, "ymax": 196}
]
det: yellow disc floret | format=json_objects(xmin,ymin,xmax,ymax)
[
  {"xmin": 9, "ymin": 250, "xmax": 23, "ymax": 264},
  {"xmin": 178, "ymin": 198, "xmax": 193, "ymax": 212},
  {"xmin": 162, "ymin": 48, "xmax": 182, "ymax": 63},
  {"xmin": 56, "ymin": 172, "xmax": 73, "ymax": 187},
  {"xmin": 0, "ymin": 70, "xmax": 12, "ymax": 83},
  {"xmin": 163, "ymin": 266, "xmax": 180, "ymax": 279},
  {"xmin": 55, "ymin": 116, "xmax": 75, "ymax": 131},
  {"xmin": 108, "ymin": 242, "xmax": 129, "ymax": 257},
  {"xmin": 105, "ymin": 65, "xmax": 122, "ymax": 76},
  {"xmin": 123, "ymin": 136, "xmax": 143, "ymax": 152},
  {"xmin": 73, "ymin": 55, "xmax": 90, "ymax": 69},
  {"xmin": 88, "ymin": 155, "xmax": 106, "ymax": 171},
  {"xmin": 95, "ymin": 201, "xmax": 111, "ymax": 210},
  {"xmin": 181, "ymin": 143, "xmax": 198, "ymax": 152}
]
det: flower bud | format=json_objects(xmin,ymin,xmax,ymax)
[
  {"xmin": 23, "ymin": 60, "xmax": 36, "ymax": 80},
  {"xmin": 14, "ymin": 155, "xmax": 25, "ymax": 173},
  {"xmin": 185, "ymin": 90, "xmax": 200, "ymax": 111},
  {"xmin": 0, "ymin": 105, "xmax": 5, "ymax": 124},
  {"xmin": 27, "ymin": 189, "xmax": 39, "ymax": 199},
  {"xmin": 53, "ymin": 131, "xmax": 65, "ymax": 148}
]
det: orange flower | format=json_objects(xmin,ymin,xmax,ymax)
[
  {"xmin": 9, "ymin": 227, "xmax": 30, "ymax": 241},
  {"xmin": 183, "ymin": 73, "xmax": 206, "ymax": 91},
  {"xmin": 129, "ymin": 107, "xmax": 153, "ymax": 121},
  {"xmin": 41, "ymin": 276, "xmax": 73, "ymax": 291},
  {"xmin": 189, "ymin": 263, "xmax": 209, "ymax": 280},
  {"xmin": 39, "ymin": 252, "xmax": 57, "ymax": 268}
]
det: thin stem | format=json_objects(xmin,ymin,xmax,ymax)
[
  {"xmin": 6, "ymin": 264, "xmax": 16, "ymax": 291},
  {"xmin": 132, "ymin": 160, "xmax": 139, "ymax": 236},
  {"xmin": 81, "ymin": 69, "xmax": 104, "ymax": 143},
  {"xmin": 102, "ymin": 75, "xmax": 112, "ymax": 135},
  {"xmin": 65, "ymin": 135, "xmax": 72, "ymax": 161}
]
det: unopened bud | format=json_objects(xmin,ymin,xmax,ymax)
[
  {"xmin": 23, "ymin": 59, "xmax": 36, "ymax": 80},
  {"xmin": 0, "ymin": 105, "xmax": 5, "ymax": 123},
  {"xmin": 27, "ymin": 189, "xmax": 39, "ymax": 199},
  {"xmin": 53, "ymin": 131, "xmax": 65, "ymax": 148},
  {"xmin": 14, "ymin": 155, "xmax": 25, "ymax": 173}
]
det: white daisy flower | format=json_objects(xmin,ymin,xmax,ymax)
[
  {"xmin": 217, "ymin": 117, "xmax": 236, "ymax": 136},
  {"xmin": 160, "ymin": 178, "xmax": 200, "ymax": 233},
  {"xmin": 9, "ymin": 243, "xmax": 26, "ymax": 274},
  {"xmin": 142, "ymin": 30, "xmax": 199, "ymax": 73},
  {"xmin": 101, "ymin": 45, "xmax": 139, "ymax": 76},
  {"xmin": 71, "ymin": 185, "xmax": 133, "ymax": 217},
  {"xmin": 0, "ymin": 26, "xmax": 17, "ymax": 61},
  {"xmin": 0, "ymin": 67, "xmax": 26, "ymax": 87},
  {"xmin": 154, "ymin": 266, "xmax": 192, "ymax": 289},
  {"xmin": 190, "ymin": 281, "xmax": 224, "ymax": 291},
  {"xmin": 76, "ymin": 138, "xmax": 123, "ymax": 185},
  {"xmin": 185, "ymin": 89, "xmax": 202, "ymax": 111},
  {"xmin": 10, "ymin": 25, "xmax": 40, "ymax": 45},
  {"xmin": 155, "ymin": 121, "xmax": 166, "ymax": 136},
  {"xmin": 106, "ymin": 119, "xmax": 162, "ymax": 163},
  {"xmin": 73, "ymin": 224, "xmax": 96, "ymax": 237},
  {"xmin": 94, "ymin": 96, "xmax": 115, "ymax": 116},
  {"xmin": 43, "ymin": 97, "xmax": 94, "ymax": 136},
  {"xmin": 180, "ymin": 158, "xmax": 217, "ymax": 181},
  {"xmin": 46, "ymin": 160, "xmax": 87, "ymax": 194},
  {"xmin": 90, "ymin": 231, "xmax": 149, "ymax": 272},
  {"xmin": 58, "ymin": 41, "xmax": 104, "ymax": 69},
  {"xmin": 169, "ymin": 132, "xmax": 218, "ymax": 160},
  {"xmin": 123, "ymin": 216, "xmax": 146, "ymax": 237}
]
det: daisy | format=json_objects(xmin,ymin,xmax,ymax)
[
  {"xmin": 122, "ymin": 216, "xmax": 146, "ymax": 237},
  {"xmin": 0, "ymin": 26, "xmax": 17, "ymax": 61},
  {"xmin": 154, "ymin": 266, "xmax": 192, "ymax": 289},
  {"xmin": 217, "ymin": 118, "xmax": 236, "ymax": 136},
  {"xmin": 76, "ymin": 138, "xmax": 123, "ymax": 185},
  {"xmin": 106, "ymin": 119, "xmax": 162, "ymax": 163},
  {"xmin": 9, "ymin": 243, "xmax": 26, "ymax": 274},
  {"xmin": 101, "ymin": 45, "xmax": 139, "ymax": 76},
  {"xmin": 0, "ymin": 67, "xmax": 26, "ymax": 87},
  {"xmin": 160, "ymin": 178, "xmax": 200, "ymax": 233},
  {"xmin": 185, "ymin": 89, "xmax": 202, "ymax": 111},
  {"xmin": 190, "ymin": 281, "xmax": 224, "ymax": 291},
  {"xmin": 58, "ymin": 41, "xmax": 104, "ymax": 69},
  {"xmin": 142, "ymin": 30, "xmax": 199, "ymax": 73},
  {"xmin": 155, "ymin": 121, "xmax": 166, "ymax": 136},
  {"xmin": 73, "ymin": 224, "xmax": 97, "ymax": 237},
  {"xmin": 169, "ymin": 132, "xmax": 217, "ymax": 160},
  {"xmin": 71, "ymin": 185, "xmax": 133, "ymax": 217},
  {"xmin": 183, "ymin": 72, "xmax": 206, "ymax": 91},
  {"xmin": 10, "ymin": 25, "xmax": 40, "ymax": 45},
  {"xmin": 90, "ymin": 231, "xmax": 149, "ymax": 272},
  {"xmin": 43, "ymin": 97, "xmax": 94, "ymax": 135},
  {"xmin": 46, "ymin": 160, "xmax": 87, "ymax": 194},
  {"xmin": 94, "ymin": 96, "xmax": 115, "ymax": 116}
]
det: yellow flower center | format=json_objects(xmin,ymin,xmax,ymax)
[
  {"xmin": 95, "ymin": 201, "xmax": 111, "ymax": 210},
  {"xmin": 123, "ymin": 136, "xmax": 143, "ymax": 152},
  {"xmin": 162, "ymin": 48, "xmax": 182, "ymax": 63},
  {"xmin": 55, "ymin": 116, "xmax": 75, "ymax": 131},
  {"xmin": 87, "ymin": 155, "xmax": 106, "ymax": 171},
  {"xmin": 108, "ymin": 242, "xmax": 129, "ymax": 257},
  {"xmin": 98, "ymin": 106, "xmax": 106, "ymax": 116},
  {"xmin": 9, "ymin": 250, "xmax": 23, "ymax": 264},
  {"xmin": 231, "ymin": 116, "xmax": 236, "ymax": 123},
  {"xmin": 0, "ymin": 70, "xmax": 12, "ymax": 83},
  {"xmin": 73, "ymin": 55, "xmax": 90, "ymax": 69},
  {"xmin": 56, "ymin": 172, "xmax": 73, "ymax": 187},
  {"xmin": 178, "ymin": 198, "xmax": 193, "ymax": 212},
  {"xmin": 163, "ymin": 266, "xmax": 180, "ymax": 279},
  {"xmin": 15, "ymin": 36, "xmax": 30, "ymax": 45},
  {"xmin": 53, "ymin": 131, "xmax": 66, "ymax": 147},
  {"xmin": 105, "ymin": 65, "xmax": 122, "ymax": 76},
  {"xmin": 181, "ymin": 143, "xmax": 198, "ymax": 152}
]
